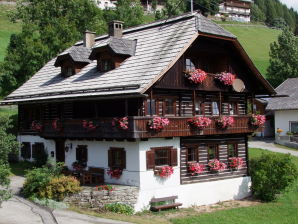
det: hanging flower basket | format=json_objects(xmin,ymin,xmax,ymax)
[
  {"xmin": 148, "ymin": 117, "xmax": 170, "ymax": 131},
  {"xmin": 228, "ymin": 157, "xmax": 244, "ymax": 170},
  {"xmin": 112, "ymin": 117, "xmax": 129, "ymax": 130},
  {"xmin": 31, "ymin": 120, "xmax": 43, "ymax": 132},
  {"xmin": 188, "ymin": 116, "xmax": 212, "ymax": 129},
  {"xmin": 208, "ymin": 159, "xmax": 226, "ymax": 173},
  {"xmin": 250, "ymin": 114, "xmax": 266, "ymax": 128},
  {"xmin": 187, "ymin": 162, "xmax": 205, "ymax": 176},
  {"xmin": 215, "ymin": 72, "xmax": 236, "ymax": 86},
  {"xmin": 185, "ymin": 69, "xmax": 207, "ymax": 84},
  {"xmin": 215, "ymin": 116, "xmax": 234, "ymax": 130},
  {"xmin": 154, "ymin": 166, "xmax": 174, "ymax": 178},
  {"xmin": 52, "ymin": 118, "xmax": 62, "ymax": 131},
  {"xmin": 107, "ymin": 168, "xmax": 123, "ymax": 179},
  {"xmin": 82, "ymin": 120, "xmax": 98, "ymax": 131}
]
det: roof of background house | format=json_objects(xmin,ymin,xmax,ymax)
[
  {"xmin": 1, "ymin": 12, "xmax": 273, "ymax": 104},
  {"xmin": 267, "ymin": 78, "xmax": 298, "ymax": 111}
]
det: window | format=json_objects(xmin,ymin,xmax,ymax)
[
  {"xmin": 187, "ymin": 147, "xmax": 198, "ymax": 162},
  {"xmin": 207, "ymin": 145, "xmax": 218, "ymax": 161},
  {"xmin": 32, "ymin": 143, "xmax": 45, "ymax": 160},
  {"xmin": 146, "ymin": 147, "xmax": 177, "ymax": 169},
  {"xmin": 227, "ymin": 144, "xmax": 238, "ymax": 158},
  {"xmin": 185, "ymin": 58, "xmax": 195, "ymax": 71},
  {"xmin": 76, "ymin": 145, "xmax": 88, "ymax": 165},
  {"xmin": 146, "ymin": 99, "xmax": 156, "ymax": 115},
  {"xmin": 290, "ymin": 122, "xmax": 298, "ymax": 134},
  {"xmin": 21, "ymin": 142, "xmax": 31, "ymax": 159},
  {"xmin": 108, "ymin": 148, "xmax": 126, "ymax": 169}
]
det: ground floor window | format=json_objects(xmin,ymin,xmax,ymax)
[
  {"xmin": 108, "ymin": 147, "xmax": 126, "ymax": 169},
  {"xmin": 146, "ymin": 147, "xmax": 177, "ymax": 169},
  {"xmin": 21, "ymin": 142, "xmax": 31, "ymax": 159}
]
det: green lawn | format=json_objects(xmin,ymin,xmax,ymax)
[
  {"xmin": 172, "ymin": 148, "xmax": 298, "ymax": 224},
  {"xmin": 221, "ymin": 25, "xmax": 281, "ymax": 76},
  {"xmin": 0, "ymin": 4, "xmax": 21, "ymax": 61}
]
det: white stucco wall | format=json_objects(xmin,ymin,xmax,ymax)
[{"xmin": 275, "ymin": 110, "xmax": 298, "ymax": 137}]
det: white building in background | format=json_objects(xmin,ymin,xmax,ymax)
[{"xmin": 216, "ymin": 0, "xmax": 252, "ymax": 22}]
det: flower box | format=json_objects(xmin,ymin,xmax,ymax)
[
  {"xmin": 215, "ymin": 72, "xmax": 236, "ymax": 86},
  {"xmin": 228, "ymin": 157, "xmax": 244, "ymax": 170},
  {"xmin": 154, "ymin": 166, "xmax": 174, "ymax": 178},
  {"xmin": 107, "ymin": 168, "xmax": 123, "ymax": 179},
  {"xmin": 208, "ymin": 159, "xmax": 226, "ymax": 173},
  {"xmin": 112, "ymin": 117, "xmax": 129, "ymax": 130},
  {"xmin": 187, "ymin": 162, "xmax": 204, "ymax": 176},
  {"xmin": 185, "ymin": 69, "xmax": 207, "ymax": 84},
  {"xmin": 215, "ymin": 116, "xmax": 234, "ymax": 130},
  {"xmin": 148, "ymin": 117, "xmax": 170, "ymax": 131},
  {"xmin": 188, "ymin": 116, "xmax": 212, "ymax": 129}
]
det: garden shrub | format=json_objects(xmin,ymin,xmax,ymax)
[
  {"xmin": 250, "ymin": 153, "xmax": 298, "ymax": 201},
  {"xmin": 104, "ymin": 203, "xmax": 134, "ymax": 215},
  {"xmin": 39, "ymin": 176, "xmax": 81, "ymax": 201}
]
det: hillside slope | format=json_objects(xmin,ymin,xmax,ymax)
[{"xmin": 220, "ymin": 25, "xmax": 281, "ymax": 76}]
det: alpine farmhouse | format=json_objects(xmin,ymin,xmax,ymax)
[{"xmin": 0, "ymin": 13, "xmax": 275, "ymax": 211}]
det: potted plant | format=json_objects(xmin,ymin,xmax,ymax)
[
  {"xmin": 148, "ymin": 117, "xmax": 170, "ymax": 131},
  {"xmin": 188, "ymin": 116, "xmax": 212, "ymax": 129},
  {"xmin": 215, "ymin": 72, "xmax": 236, "ymax": 86},
  {"xmin": 228, "ymin": 157, "xmax": 244, "ymax": 170},
  {"xmin": 208, "ymin": 159, "xmax": 226, "ymax": 173},
  {"xmin": 187, "ymin": 162, "xmax": 205, "ymax": 176},
  {"xmin": 154, "ymin": 166, "xmax": 174, "ymax": 178},
  {"xmin": 250, "ymin": 114, "xmax": 266, "ymax": 128},
  {"xmin": 112, "ymin": 117, "xmax": 129, "ymax": 130},
  {"xmin": 185, "ymin": 68, "xmax": 207, "ymax": 84},
  {"xmin": 107, "ymin": 168, "xmax": 123, "ymax": 179},
  {"xmin": 215, "ymin": 116, "xmax": 234, "ymax": 130}
]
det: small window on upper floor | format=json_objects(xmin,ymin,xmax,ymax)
[{"xmin": 185, "ymin": 58, "xmax": 195, "ymax": 71}]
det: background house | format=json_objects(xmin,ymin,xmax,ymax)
[{"xmin": 216, "ymin": 0, "xmax": 252, "ymax": 22}]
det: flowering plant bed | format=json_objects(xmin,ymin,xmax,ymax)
[
  {"xmin": 188, "ymin": 116, "xmax": 212, "ymax": 129},
  {"xmin": 112, "ymin": 117, "xmax": 129, "ymax": 130},
  {"xmin": 250, "ymin": 114, "xmax": 266, "ymax": 128},
  {"xmin": 185, "ymin": 69, "xmax": 207, "ymax": 84},
  {"xmin": 107, "ymin": 168, "xmax": 123, "ymax": 179},
  {"xmin": 82, "ymin": 120, "xmax": 98, "ymax": 131},
  {"xmin": 96, "ymin": 185, "xmax": 115, "ymax": 192},
  {"xmin": 215, "ymin": 116, "xmax": 234, "ymax": 129},
  {"xmin": 31, "ymin": 120, "xmax": 43, "ymax": 132},
  {"xmin": 154, "ymin": 166, "xmax": 174, "ymax": 178},
  {"xmin": 228, "ymin": 157, "xmax": 244, "ymax": 170},
  {"xmin": 215, "ymin": 72, "xmax": 236, "ymax": 86},
  {"xmin": 52, "ymin": 118, "xmax": 62, "ymax": 131},
  {"xmin": 148, "ymin": 117, "xmax": 170, "ymax": 131},
  {"xmin": 208, "ymin": 159, "xmax": 226, "ymax": 172},
  {"xmin": 187, "ymin": 162, "xmax": 205, "ymax": 176}
]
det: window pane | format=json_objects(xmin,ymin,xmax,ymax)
[
  {"xmin": 155, "ymin": 149, "xmax": 169, "ymax": 166},
  {"xmin": 212, "ymin": 102, "xmax": 219, "ymax": 115},
  {"xmin": 291, "ymin": 122, "xmax": 298, "ymax": 133}
]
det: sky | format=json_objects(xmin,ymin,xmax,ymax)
[{"xmin": 279, "ymin": 0, "xmax": 298, "ymax": 12}]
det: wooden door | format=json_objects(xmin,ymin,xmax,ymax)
[{"xmin": 55, "ymin": 139, "xmax": 65, "ymax": 162}]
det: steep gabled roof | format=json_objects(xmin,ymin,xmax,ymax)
[
  {"xmin": 54, "ymin": 46, "xmax": 92, "ymax": 66},
  {"xmin": 267, "ymin": 78, "xmax": 298, "ymax": 111},
  {"xmin": 1, "ymin": 12, "xmax": 273, "ymax": 104}
]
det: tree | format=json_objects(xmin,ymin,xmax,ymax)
[
  {"xmin": 267, "ymin": 28, "xmax": 298, "ymax": 87},
  {"xmin": 0, "ymin": 0, "xmax": 106, "ymax": 96}
]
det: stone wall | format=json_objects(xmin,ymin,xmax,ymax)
[{"xmin": 64, "ymin": 185, "xmax": 139, "ymax": 209}]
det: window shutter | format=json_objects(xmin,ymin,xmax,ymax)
[
  {"xmin": 170, "ymin": 148, "xmax": 178, "ymax": 166},
  {"xmin": 146, "ymin": 150, "xmax": 155, "ymax": 169},
  {"xmin": 108, "ymin": 149, "xmax": 113, "ymax": 167},
  {"xmin": 121, "ymin": 149, "xmax": 126, "ymax": 169}
]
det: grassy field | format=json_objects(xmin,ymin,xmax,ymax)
[
  {"xmin": 221, "ymin": 25, "xmax": 281, "ymax": 76},
  {"xmin": 0, "ymin": 4, "xmax": 21, "ymax": 61}
]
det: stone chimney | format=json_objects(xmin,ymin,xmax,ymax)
[
  {"xmin": 83, "ymin": 30, "xmax": 96, "ymax": 48},
  {"xmin": 108, "ymin": 20, "xmax": 124, "ymax": 38}
]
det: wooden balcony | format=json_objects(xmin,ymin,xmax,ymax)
[{"xmin": 20, "ymin": 116, "xmax": 261, "ymax": 139}]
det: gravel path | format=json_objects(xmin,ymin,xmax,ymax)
[{"xmin": 249, "ymin": 140, "xmax": 298, "ymax": 157}]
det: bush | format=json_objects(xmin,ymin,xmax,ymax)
[
  {"xmin": 39, "ymin": 176, "xmax": 81, "ymax": 201},
  {"xmin": 104, "ymin": 203, "xmax": 134, "ymax": 215},
  {"xmin": 250, "ymin": 153, "xmax": 298, "ymax": 201}
]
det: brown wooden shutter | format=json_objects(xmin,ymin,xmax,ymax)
[
  {"xmin": 121, "ymin": 149, "xmax": 126, "ymax": 169},
  {"xmin": 146, "ymin": 150, "xmax": 155, "ymax": 169},
  {"xmin": 108, "ymin": 149, "xmax": 113, "ymax": 167},
  {"xmin": 170, "ymin": 148, "xmax": 178, "ymax": 166}
]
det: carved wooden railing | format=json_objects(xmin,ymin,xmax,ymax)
[{"xmin": 19, "ymin": 116, "xmax": 262, "ymax": 139}]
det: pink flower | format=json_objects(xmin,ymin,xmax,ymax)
[{"xmin": 216, "ymin": 72, "xmax": 236, "ymax": 86}]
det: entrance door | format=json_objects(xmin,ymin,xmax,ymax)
[{"xmin": 55, "ymin": 139, "xmax": 65, "ymax": 162}]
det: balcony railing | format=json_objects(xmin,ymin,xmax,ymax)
[{"xmin": 20, "ymin": 116, "xmax": 262, "ymax": 139}]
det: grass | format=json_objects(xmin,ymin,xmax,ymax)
[
  {"xmin": 0, "ymin": 4, "xmax": 21, "ymax": 61},
  {"xmin": 220, "ymin": 25, "xmax": 281, "ymax": 76}
]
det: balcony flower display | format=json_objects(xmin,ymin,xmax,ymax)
[
  {"xmin": 52, "ymin": 118, "xmax": 62, "ymax": 131},
  {"xmin": 185, "ymin": 68, "xmax": 207, "ymax": 84},
  {"xmin": 112, "ymin": 117, "xmax": 129, "ymax": 130},
  {"xmin": 155, "ymin": 166, "xmax": 174, "ymax": 178},
  {"xmin": 82, "ymin": 120, "xmax": 98, "ymax": 131},
  {"xmin": 215, "ymin": 116, "xmax": 234, "ymax": 129},
  {"xmin": 188, "ymin": 116, "xmax": 212, "ymax": 129},
  {"xmin": 148, "ymin": 117, "xmax": 170, "ymax": 131},
  {"xmin": 187, "ymin": 162, "xmax": 205, "ymax": 176},
  {"xmin": 107, "ymin": 168, "xmax": 123, "ymax": 179},
  {"xmin": 215, "ymin": 72, "xmax": 236, "ymax": 86},
  {"xmin": 208, "ymin": 159, "xmax": 226, "ymax": 173},
  {"xmin": 31, "ymin": 120, "xmax": 43, "ymax": 132},
  {"xmin": 228, "ymin": 157, "xmax": 244, "ymax": 170},
  {"xmin": 250, "ymin": 114, "xmax": 266, "ymax": 128}
]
